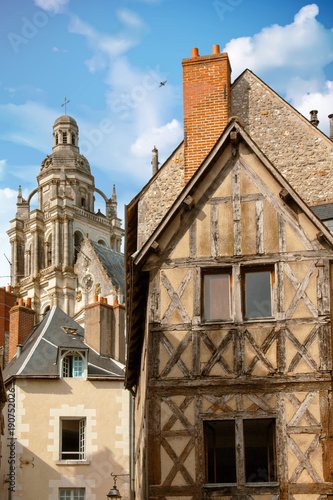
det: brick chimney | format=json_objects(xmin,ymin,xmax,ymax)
[
  {"xmin": 85, "ymin": 297, "xmax": 125, "ymax": 363},
  {"xmin": 182, "ymin": 44, "xmax": 231, "ymax": 183},
  {"xmin": 0, "ymin": 286, "xmax": 17, "ymax": 349},
  {"xmin": 8, "ymin": 298, "xmax": 35, "ymax": 363}
]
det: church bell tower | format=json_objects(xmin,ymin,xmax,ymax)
[{"xmin": 7, "ymin": 115, "xmax": 123, "ymax": 319}]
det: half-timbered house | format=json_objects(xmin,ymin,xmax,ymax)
[{"xmin": 125, "ymin": 46, "xmax": 333, "ymax": 500}]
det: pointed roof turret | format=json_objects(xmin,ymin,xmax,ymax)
[
  {"xmin": 17, "ymin": 185, "xmax": 23, "ymax": 203},
  {"xmin": 112, "ymin": 184, "xmax": 117, "ymax": 202}
]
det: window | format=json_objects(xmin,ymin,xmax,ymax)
[
  {"xmin": 72, "ymin": 134, "xmax": 76, "ymax": 146},
  {"xmin": 59, "ymin": 489, "xmax": 85, "ymax": 500},
  {"xmin": 62, "ymin": 354, "xmax": 83, "ymax": 378},
  {"xmin": 203, "ymin": 271, "xmax": 231, "ymax": 321},
  {"xmin": 56, "ymin": 134, "xmax": 59, "ymax": 145},
  {"xmin": 204, "ymin": 418, "xmax": 277, "ymax": 485},
  {"xmin": 63, "ymin": 132, "xmax": 67, "ymax": 144},
  {"xmin": 60, "ymin": 418, "xmax": 85, "ymax": 461},
  {"xmin": 243, "ymin": 268, "xmax": 274, "ymax": 319}
]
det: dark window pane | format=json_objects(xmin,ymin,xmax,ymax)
[
  {"xmin": 204, "ymin": 421, "xmax": 236, "ymax": 483},
  {"xmin": 245, "ymin": 271, "xmax": 272, "ymax": 318},
  {"xmin": 204, "ymin": 274, "xmax": 230, "ymax": 321},
  {"xmin": 62, "ymin": 420, "xmax": 80, "ymax": 459},
  {"xmin": 244, "ymin": 419, "xmax": 277, "ymax": 483}
]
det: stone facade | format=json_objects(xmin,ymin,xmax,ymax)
[
  {"xmin": 7, "ymin": 115, "xmax": 124, "ymax": 321},
  {"xmin": 137, "ymin": 143, "xmax": 185, "ymax": 248},
  {"xmin": 231, "ymin": 70, "xmax": 333, "ymax": 206}
]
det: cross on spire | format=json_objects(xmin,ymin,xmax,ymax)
[{"xmin": 61, "ymin": 97, "xmax": 70, "ymax": 115}]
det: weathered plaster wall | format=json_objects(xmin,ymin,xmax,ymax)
[
  {"xmin": 0, "ymin": 379, "xmax": 130, "ymax": 500},
  {"xmin": 231, "ymin": 71, "xmax": 333, "ymax": 206}
]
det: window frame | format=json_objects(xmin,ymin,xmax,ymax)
[
  {"xmin": 202, "ymin": 268, "xmax": 232, "ymax": 323},
  {"xmin": 203, "ymin": 416, "xmax": 278, "ymax": 487},
  {"xmin": 59, "ymin": 417, "xmax": 86, "ymax": 462},
  {"xmin": 59, "ymin": 488, "xmax": 85, "ymax": 500},
  {"xmin": 59, "ymin": 350, "xmax": 87, "ymax": 380},
  {"xmin": 241, "ymin": 266, "xmax": 275, "ymax": 321}
]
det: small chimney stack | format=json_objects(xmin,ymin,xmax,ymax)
[
  {"xmin": 182, "ymin": 44, "xmax": 231, "ymax": 183},
  {"xmin": 8, "ymin": 302, "xmax": 35, "ymax": 363},
  {"xmin": 310, "ymin": 110, "xmax": 319, "ymax": 127},
  {"xmin": 85, "ymin": 299, "xmax": 125, "ymax": 363},
  {"xmin": 152, "ymin": 146, "xmax": 159, "ymax": 176},
  {"xmin": 328, "ymin": 114, "xmax": 333, "ymax": 141}
]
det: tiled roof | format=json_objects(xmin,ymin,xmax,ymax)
[
  {"xmin": 90, "ymin": 241, "xmax": 124, "ymax": 294},
  {"xmin": 4, "ymin": 307, "xmax": 124, "ymax": 381},
  {"xmin": 310, "ymin": 203, "xmax": 333, "ymax": 221}
]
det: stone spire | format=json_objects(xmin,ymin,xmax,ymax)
[{"xmin": 17, "ymin": 185, "xmax": 23, "ymax": 203}]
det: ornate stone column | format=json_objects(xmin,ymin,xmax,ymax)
[
  {"xmin": 63, "ymin": 217, "xmax": 69, "ymax": 268},
  {"xmin": 55, "ymin": 219, "xmax": 60, "ymax": 265},
  {"xmin": 10, "ymin": 238, "xmax": 18, "ymax": 286}
]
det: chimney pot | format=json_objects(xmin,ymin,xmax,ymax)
[
  {"xmin": 310, "ymin": 110, "xmax": 319, "ymax": 127},
  {"xmin": 114, "ymin": 299, "xmax": 119, "ymax": 306},
  {"xmin": 19, "ymin": 298, "xmax": 24, "ymax": 307},
  {"xmin": 152, "ymin": 146, "xmax": 159, "ymax": 176},
  {"xmin": 26, "ymin": 297, "xmax": 31, "ymax": 308},
  {"xmin": 212, "ymin": 44, "xmax": 220, "ymax": 54},
  {"xmin": 328, "ymin": 114, "xmax": 333, "ymax": 141},
  {"xmin": 191, "ymin": 47, "xmax": 199, "ymax": 58},
  {"xmin": 7, "ymin": 286, "xmax": 11, "ymax": 293},
  {"xmin": 94, "ymin": 295, "xmax": 98, "ymax": 302}
]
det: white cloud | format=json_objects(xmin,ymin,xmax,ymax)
[
  {"xmin": 288, "ymin": 80, "xmax": 333, "ymax": 132},
  {"xmin": 68, "ymin": 10, "xmax": 149, "ymax": 73},
  {"xmin": 0, "ymin": 159, "xmax": 6, "ymax": 180},
  {"xmin": 52, "ymin": 46, "xmax": 68, "ymax": 53},
  {"xmin": 223, "ymin": 4, "xmax": 333, "ymax": 134},
  {"xmin": 131, "ymin": 119, "xmax": 183, "ymax": 157},
  {"xmin": 0, "ymin": 101, "xmax": 58, "ymax": 154},
  {"xmin": 34, "ymin": 0, "xmax": 70, "ymax": 14},
  {"xmin": 224, "ymin": 4, "xmax": 333, "ymax": 81}
]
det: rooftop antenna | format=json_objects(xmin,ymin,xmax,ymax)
[{"xmin": 61, "ymin": 97, "xmax": 70, "ymax": 115}]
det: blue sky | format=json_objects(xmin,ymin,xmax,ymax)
[{"xmin": 0, "ymin": 0, "xmax": 332, "ymax": 285}]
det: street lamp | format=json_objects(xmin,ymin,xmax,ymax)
[{"xmin": 106, "ymin": 473, "xmax": 129, "ymax": 499}]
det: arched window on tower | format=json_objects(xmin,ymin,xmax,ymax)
[
  {"xmin": 72, "ymin": 134, "xmax": 76, "ymax": 146},
  {"xmin": 56, "ymin": 134, "xmax": 59, "ymax": 145},
  {"xmin": 25, "ymin": 245, "xmax": 32, "ymax": 276},
  {"xmin": 46, "ymin": 234, "xmax": 52, "ymax": 267},
  {"xmin": 42, "ymin": 305, "xmax": 51, "ymax": 316},
  {"xmin": 74, "ymin": 231, "xmax": 83, "ymax": 261},
  {"xmin": 63, "ymin": 131, "xmax": 67, "ymax": 144}
]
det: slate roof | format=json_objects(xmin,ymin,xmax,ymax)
[
  {"xmin": 90, "ymin": 240, "xmax": 125, "ymax": 294},
  {"xmin": 310, "ymin": 203, "xmax": 333, "ymax": 221},
  {"xmin": 4, "ymin": 306, "xmax": 124, "ymax": 382}
]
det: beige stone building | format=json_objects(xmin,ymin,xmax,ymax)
[
  {"xmin": 125, "ymin": 46, "xmax": 333, "ymax": 499},
  {"xmin": 7, "ymin": 115, "xmax": 124, "ymax": 322},
  {"xmin": 0, "ymin": 302, "xmax": 129, "ymax": 500}
]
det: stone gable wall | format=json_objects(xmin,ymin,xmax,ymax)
[
  {"xmin": 137, "ymin": 145, "xmax": 185, "ymax": 248},
  {"xmin": 231, "ymin": 71, "xmax": 333, "ymax": 206}
]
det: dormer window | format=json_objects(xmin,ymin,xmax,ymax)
[
  {"xmin": 60, "ymin": 350, "xmax": 87, "ymax": 380},
  {"xmin": 63, "ymin": 131, "xmax": 67, "ymax": 144}
]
